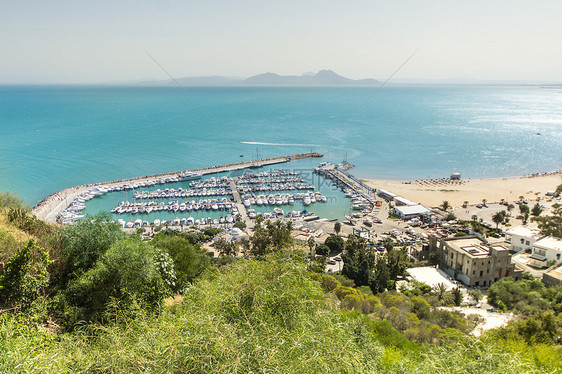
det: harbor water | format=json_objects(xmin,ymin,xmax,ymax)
[{"xmin": 1, "ymin": 85, "xmax": 561, "ymax": 207}]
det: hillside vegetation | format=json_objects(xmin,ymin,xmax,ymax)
[{"xmin": 0, "ymin": 192, "xmax": 561, "ymax": 373}]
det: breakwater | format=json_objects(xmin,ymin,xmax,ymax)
[{"xmin": 32, "ymin": 152, "xmax": 323, "ymax": 223}]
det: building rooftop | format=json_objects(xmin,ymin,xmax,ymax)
[
  {"xmin": 394, "ymin": 204, "xmax": 430, "ymax": 215},
  {"xmin": 394, "ymin": 196, "xmax": 416, "ymax": 206},
  {"xmin": 533, "ymin": 236, "xmax": 562, "ymax": 252},
  {"xmin": 544, "ymin": 264, "xmax": 562, "ymax": 281},
  {"xmin": 378, "ymin": 189, "xmax": 397, "ymax": 198},
  {"xmin": 444, "ymin": 237, "xmax": 498, "ymax": 258},
  {"xmin": 505, "ymin": 225, "xmax": 542, "ymax": 239}
]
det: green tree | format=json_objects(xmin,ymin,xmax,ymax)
[
  {"xmin": 64, "ymin": 238, "xmax": 173, "ymax": 325},
  {"xmin": 507, "ymin": 204, "xmax": 515, "ymax": 216},
  {"xmin": 0, "ymin": 240, "xmax": 50, "ymax": 310},
  {"xmin": 325, "ymin": 235, "xmax": 344, "ymax": 253},
  {"xmin": 533, "ymin": 204, "xmax": 562, "ymax": 237},
  {"xmin": 249, "ymin": 220, "xmax": 292, "ymax": 256},
  {"xmin": 441, "ymin": 201, "xmax": 450, "ymax": 211},
  {"xmin": 316, "ymin": 244, "xmax": 330, "ymax": 256},
  {"xmin": 555, "ymin": 183, "xmax": 562, "ymax": 197},
  {"xmin": 451, "ymin": 287, "xmax": 463, "ymax": 306},
  {"xmin": 151, "ymin": 235, "xmax": 211, "ymax": 291},
  {"xmin": 334, "ymin": 221, "xmax": 341, "ymax": 236},
  {"xmin": 492, "ymin": 211, "xmax": 504, "ymax": 228},
  {"xmin": 307, "ymin": 237, "xmax": 316, "ymax": 256},
  {"xmin": 531, "ymin": 203, "xmax": 543, "ymax": 217},
  {"xmin": 445, "ymin": 213, "xmax": 456, "ymax": 221},
  {"xmin": 214, "ymin": 237, "xmax": 238, "ymax": 257},
  {"xmin": 519, "ymin": 203, "xmax": 530, "ymax": 215},
  {"xmin": 55, "ymin": 212, "xmax": 126, "ymax": 286},
  {"xmin": 468, "ymin": 289, "xmax": 483, "ymax": 304}
]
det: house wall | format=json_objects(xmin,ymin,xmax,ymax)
[
  {"xmin": 438, "ymin": 238, "xmax": 520, "ymax": 287},
  {"xmin": 506, "ymin": 232, "xmax": 538, "ymax": 253}
]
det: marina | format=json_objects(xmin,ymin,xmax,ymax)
[
  {"xmin": 95, "ymin": 168, "xmax": 334, "ymax": 228},
  {"xmin": 31, "ymin": 153, "xmax": 324, "ymax": 224},
  {"xmin": 30, "ymin": 150, "xmax": 390, "ymax": 231}
]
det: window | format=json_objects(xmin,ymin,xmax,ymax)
[
  {"xmin": 475, "ymin": 281, "xmax": 479, "ymax": 286},
  {"xmin": 520, "ymin": 238, "xmax": 524, "ymax": 244},
  {"xmin": 526, "ymin": 240, "xmax": 530, "ymax": 245},
  {"xmin": 480, "ymin": 271, "xmax": 483, "ymax": 277},
  {"xmin": 473, "ymin": 270, "xmax": 475, "ymax": 275},
  {"xmin": 557, "ymin": 254, "xmax": 561, "ymax": 260}
]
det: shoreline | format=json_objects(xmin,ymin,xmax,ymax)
[
  {"xmin": 362, "ymin": 172, "xmax": 562, "ymax": 208},
  {"xmin": 31, "ymin": 152, "xmax": 322, "ymax": 223}
]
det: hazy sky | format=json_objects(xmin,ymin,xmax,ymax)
[{"xmin": 1, "ymin": 0, "xmax": 561, "ymax": 84}]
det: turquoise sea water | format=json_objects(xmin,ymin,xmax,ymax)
[
  {"xmin": 1, "ymin": 85, "xmax": 561, "ymax": 208},
  {"xmin": 81, "ymin": 158, "xmax": 352, "ymax": 222}
]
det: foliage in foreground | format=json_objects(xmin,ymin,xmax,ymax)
[
  {"xmin": 487, "ymin": 276, "xmax": 562, "ymax": 315},
  {"xmin": 1, "ymin": 259, "xmax": 561, "ymax": 373},
  {"xmin": 1, "ymin": 259, "xmax": 383, "ymax": 373}
]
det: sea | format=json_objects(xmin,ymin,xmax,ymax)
[{"xmin": 1, "ymin": 85, "xmax": 561, "ymax": 220}]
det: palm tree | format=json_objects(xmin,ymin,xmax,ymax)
[
  {"xmin": 334, "ymin": 221, "xmax": 341, "ymax": 236},
  {"xmin": 492, "ymin": 211, "xmax": 504, "ymax": 229},
  {"xmin": 441, "ymin": 201, "xmax": 450, "ymax": 211},
  {"xmin": 507, "ymin": 204, "xmax": 514, "ymax": 216},
  {"xmin": 433, "ymin": 283, "xmax": 447, "ymax": 301},
  {"xmin": 462, "ymin": 201, "xmax": 469, "ymax": 208},
  {"xmin": 471, "ymin": 215, "xmax": 478, "ymax": 222},
  {"xmin": 286, "ymin": 221, "xmax": 293, "ymax": 232},
  {"xmin": 307, "ymin": 237, "xmax": 316, "ymax": 257}
]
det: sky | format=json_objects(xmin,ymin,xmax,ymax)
[{"xmin": 1, "ymin": 0, "xmax": 562, "ymax": 84}]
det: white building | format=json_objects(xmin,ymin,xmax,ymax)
[
  {"xmin": 530, "ymin": 236, "xmax": 562, "ymax": 267},
  {"xmin": 377, "ymin": 189, "xmax": 397, "ymax": 201},
  {"xmin": 504, "ymin": 225, "xmax": 542, "ymax": 253},
  {"xmin": 392, "ymin": 204, "xmax": 430, "ymax": 220},
  {"xmin": 394, "ymin": 196, "xmax": 416, "ymax": 206}
]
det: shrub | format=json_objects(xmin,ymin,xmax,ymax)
[
  {"xmin": 324, "ymin": 235, "xmax": 344, "ymax": 253},
  {"xmin": 62, "ymin": 239, "xmax": 172, "ymax": 326},
  {"xmin": 0, "ymin": 240, "xmax": 50, "ymax": 311},
  {"xmin": 151, "ymin": 235, "xmax": 211, "ymax": 291}
]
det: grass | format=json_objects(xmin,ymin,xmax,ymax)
[
  {"xmin": 2, "ymin": 258, "xmax": 561, "ymax": 373},
  {"xmin": 0, "ymin": 208, "xmax": 35, "ymax": 261}
]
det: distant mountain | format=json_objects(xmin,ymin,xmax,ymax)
[
  {"xmin": 244, "ymin": 70, "xmax": 379, "ymax": 86},
  {"xmin": 139, "ymin": 70, "xmax": 379, "ymax": 86},
  {"xmin": 140, "ymin": 76, "xmax": 240, "ymax": 86}
]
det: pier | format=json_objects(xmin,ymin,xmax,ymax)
[
  {"xmin": 315, "ymin": 163, "xmax": 377, "ymax": 205},
  {"xmin": 32, "ymin": 152, "xmax": 322, "ymax": 223}
]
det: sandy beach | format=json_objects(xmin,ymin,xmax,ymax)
[{"xmin": 363, "ymin": 173, "xmax": 562, "ymax": 208}]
